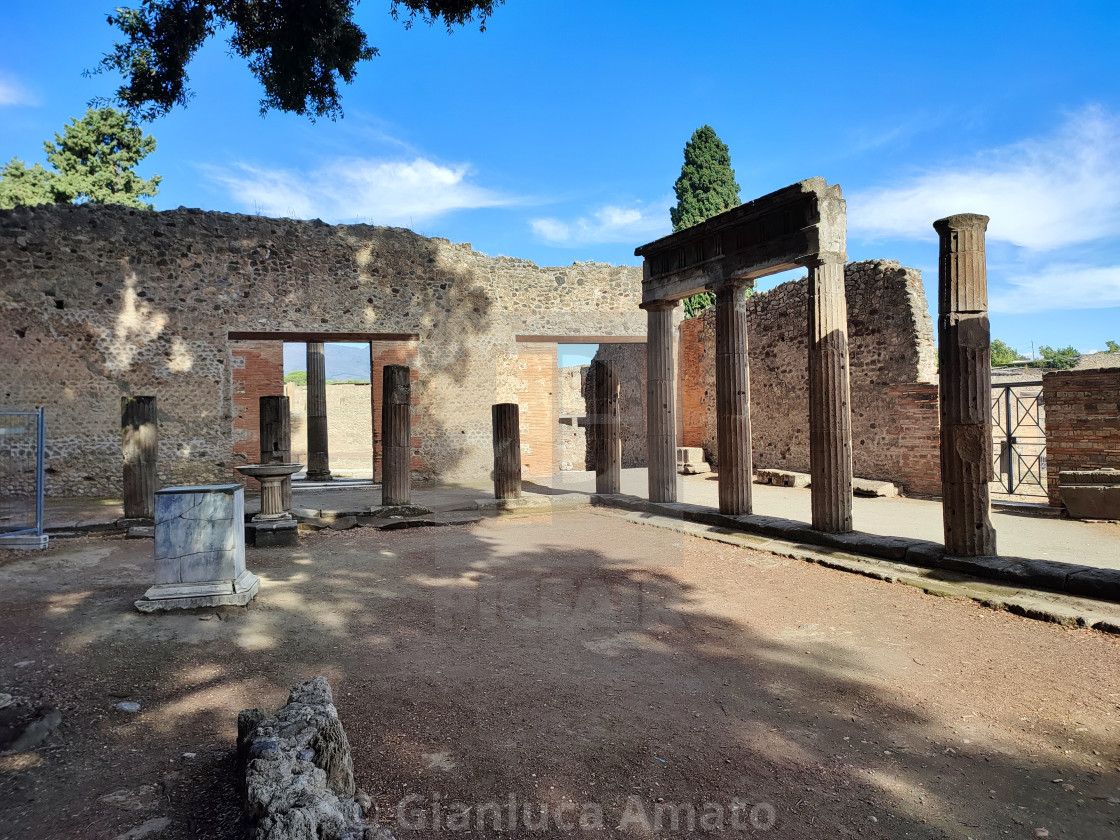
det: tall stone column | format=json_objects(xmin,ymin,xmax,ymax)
[
  {"xmin": 935, "ymin": 214, "xmax": 997, "ymax": 556},
  {"xmin": 381, "ymin": 365, "xmax": 412, "ymax": 506},
  {"xmin": 645, "ymin": 301, "xmax": 679, "ymax": 503},
  {"xmin": 592, "ymin": 359, "xmax": 622, "ymax": 495},
  {"xmin": 122, "ymin": 396, "xmax": 157, "ymax": 521},
  {"xmin": 305, "ymin": 341, "xmax": 331, "ymax": 481},
  {"xmin": 492, "ymin": 403, "xmax": 522, "ymax": 500},
  {"xmin": 808, "ymin": 256, "xmax": 854, "ymax": 533},
  {"xmin": 259, "ymin": 395, "xmax": 292, "ymax": 511},
  {"xmin": 715, "ymin": 281, "xmax": 753, "ymax": 515}
]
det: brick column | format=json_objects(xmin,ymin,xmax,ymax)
[
  {"xmin": 808, "ymin": 255, "xmax": 854, "ymax": 532},
  {"xmin": 122, "ymin": 396, "xmax": 157, "ymax": 521},
  {"xmin": 935, "ymin": 214, "xmax": 996, "ymax": 556},
  {"xmin": 305, "ymin": 341, "xmax": 331, "ymax": 481},
  {"xmin": 259, "ymin": 395, "xmax": 292, "ymax": 511},
  {"xmin": 592, "ymin": 359, "xmax": 622, "ymax": 495},
  {"xmin": 645, "ymin": 301, "xmax": 678, "ymax": 503},
  {"xmin": 715, "ymin": 281, "xmax": 753, "ymax": 515}
]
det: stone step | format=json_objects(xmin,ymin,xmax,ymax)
[{"xmin": 852, "ymin": 478, "xmax": 899, "ymax": 498}]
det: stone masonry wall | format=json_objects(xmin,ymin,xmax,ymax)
[
  {"xmin": 231, "ymin": 339, "xmax": 284, "ymax": 490},
  {"xmin": 674, "ymin": 260, "xmax": 938, "ymax": 490},
  {"xmin": 584, "ymin": 343, "xmax": 648, "ymax": 468},
  {"xmin": 558, "ymin": 365, "xmax": 587, "ymax": 471},
  {"xmin": 1042, "ymin": 367, "xmax": 1120, "ymax": 504},
  {"xmin": 0, "ymin": 204, "xmax": 644, "ymax": 495}
]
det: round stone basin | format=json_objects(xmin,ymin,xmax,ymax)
[{"xmin": 235, "ymin": 463, "xmax": 304, "ymax": 479}]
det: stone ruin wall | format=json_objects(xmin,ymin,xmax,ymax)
[
  {"xmin": 0, "ymin": 204, "xmax": 645, "ymax": 496},
  {"xmin": 596, "ymin": 260, "xmax": 939, "ymax": 491},
  {"xmin": 557, "ymin": 365, "xmax": 587, "ymax": 470}
]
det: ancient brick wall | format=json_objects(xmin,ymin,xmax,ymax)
[
  {"xmin": 656, "ymin": 260, "xmax": 938, "ymax": 491},
  {"xmin": 0, "ymin": 205, "xmax": 644, "ymax": 495},
  {"xmin": 513, "ymin": 343, "xmax": 560, "ymax": 478},
  {"xmin": 1042, "ymin": 368, "xmax": 1120, "ymax": 504},
  {"xmin": 888, "ymin": 383, "xmax": 942, "ymax": 496},
  {"xmin": 231, "ymin": 339, "xmax": 284, "ymax": 489}
]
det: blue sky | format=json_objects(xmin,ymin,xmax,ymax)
[{"xmin": 3, "ymin": 1, "xmax": 1120, "ymax": 355}]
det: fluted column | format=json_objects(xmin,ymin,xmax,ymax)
[
  {"xmin": 381, "ymin": 365, "xmax": 411, "ymax": 505},
  {"xmin": 492, "ymin": 403, "xmax": 522, "ymax": 499},
  {"xmin": 305, "ymin": 341, "xmax": 331, "ymax": 481},
  {"xmin": 592, "ymin": 359, "xmax": 622, "ymax": 495},
  {"xmin": 259, "ymin": 395, "xmax": 292, "ymax": 511},
  {"xmin": 808, "ymin": 256, "xmax": 854, "ymax": 532},
  {"xmin": 122, "ymin": 396, "xmax": 157, "ymax": 520},
  {"xmin": 935, "ymin": 214, "xmax": 997, "ymax": 556},
  {"xmin": 645, "ymin": 301, "xmax": 678, "ymax": 503},
  {"xmin": 715, "ymin": 281, "xmax": 753, "ymax": 515}
]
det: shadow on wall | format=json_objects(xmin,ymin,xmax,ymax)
[{"xmin": 0, "ymin": 515, "xmax": 1115, "ymax": 839}]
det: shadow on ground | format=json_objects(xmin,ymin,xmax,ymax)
[{"xmin": 0, "ymin": 509, "xmax": 1117, "ymax": 840}]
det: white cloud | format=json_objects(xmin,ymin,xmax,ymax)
[
  {"xmin": 849, "ymin": 106, "xmax": 1120, "ymax": 251},
  {"xmin": 0, "ymin": 73, "xmax": 35, "ymax": 106},
  {"xmin": 989, "ymin": 262, "xmax": 1120, "ymax": 314},
  {"xmin": 207, "ymin": 157, "xmax": 514, "ymax": 225},
  {"xmin": 531, "ymin": 200, "xmax": 670, "ymax": 246}
]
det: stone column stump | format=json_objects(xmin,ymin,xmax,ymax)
[
  {"xmin": 259, "ymin": 395, "xmax": 292, "ymax": 511},
  {"xmin": 592, "ymin": 359, "xmax": 622, "ymax": 495},
  {"xmin": 492, "ymin": 403, "xmax": 522, "ymax": 500},
  {"xmin": 381, "ymin": 365, "xmax": 412, "ymax": 506},
  {"xmin": 122, "ymin": 396, "xmax": 158, "ymax": 523}
]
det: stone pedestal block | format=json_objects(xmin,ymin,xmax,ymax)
[
  {"xmin": 1059, "ymin": 469, "xmax": 1120, "ymax": 520},
  {"xmin": 247, "ymin": 519, "xmax": 299, "ymax": 548},
  {"xmin": 135, "ymin": 484, "xmax": 259, "ymax": 612}
]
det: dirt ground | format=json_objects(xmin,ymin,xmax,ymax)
[{"xmin": 0, "ymin": 509, "xmax": 1117, "ymax": 840}]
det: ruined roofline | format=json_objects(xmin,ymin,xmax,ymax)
[{"xmin": 0, "ymin": 201, "xmax": 638, "ymax": 274}]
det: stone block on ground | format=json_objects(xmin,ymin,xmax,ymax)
[
  {"xmin": 756, "ymin": 469, "xmax": 811, "ymax": 488},
  {"xmin": 852, "ymin": 478, "xmax": 899, "ymax": 498},
  {"xmin": 474, "ymin": 493, "xmax": 552, "ymax": 513},
  {"xmin": 676, "ymin": 446, "xmax": 711, "ymax": 475},
  {"xmin": 1059, "ymin": 469, "xmax": 1120, "ymax": 520},
  {"xmin": 135, "ymin": 485, "xmax": 260, "ymax": 613},
  {"xmin": 238, "ymin": 677, "xmax": 370, "ymax": 840},
  {"xmin": 247, "ymin": 520, "xmax": 299, "ymax": 548}
]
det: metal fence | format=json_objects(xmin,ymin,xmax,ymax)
[
  {"xmin": 0, "ymin": 408, "xmax": 46, "ymax": 543},
  {"xmin": 991, "ymin": 383, "xmax": 1047, "ymax": 498}
]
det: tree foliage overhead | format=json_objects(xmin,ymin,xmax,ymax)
[
  {"xmin": 93, "ymin": 1, "xmax": 503, "ymax": 120},
  {"xmin": 669, "ymin": 125, "xmax": 742, "ymax": 318},
  {"xmin": 1036, "ymin": 345, "xmax": 1080, "ymax": 370},
  {"xmin": 1106, "ymin": 340, "xmax": 1119, "ymax": 353},
  {"xmin": 990, "ymin": 339, "xmax": 1021, "ymax": 367},
  {"xmin": 0, "ymin": 107, "xmax": 161, "ymax": 210}
]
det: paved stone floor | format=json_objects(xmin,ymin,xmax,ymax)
[{"xmin": 39, "ymin": 469, "xmax": 1119, "ymax": 570}]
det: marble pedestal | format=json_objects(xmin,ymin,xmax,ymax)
[{"xmin": 135, "ymin": 484, "xmax": 260, "ymax": 613}]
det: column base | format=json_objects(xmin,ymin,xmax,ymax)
[
  {"xmin": 135, "ymin": 569, "xmax": 260, "ymax": 612},
  {"xmin": 305, "ymin": 471, "xmax": 332, "ymax": 482}
]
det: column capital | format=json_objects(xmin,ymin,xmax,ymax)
[
  {"xmin": 713, "ymin": 276, "xmax": 753, "ymax": 294},
  {"xmin": 640, "ymin": 299, "xmax": 680, "ymax": 312},
  {"xmin": 933, "ymin": 213, "xmax": 989, "ymax": 235},
  {"xmin": 802, "ymin": 250, "xmax": 847, "ymax": 269}
]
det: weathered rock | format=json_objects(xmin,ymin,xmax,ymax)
[
  {"xmin": 238, "ymin": 677, "xmax": 366, "ymax": 840},
  {"xmin": 6, "ymin": 709, "xmax": 61, "ymax": 753}
]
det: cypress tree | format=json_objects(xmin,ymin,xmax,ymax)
[{"xmin": 669, "ymin": 125, "xmax": 742, "ymax": 317}]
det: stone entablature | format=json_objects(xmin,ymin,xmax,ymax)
[{"xmin": 0, "ymin": 204, "xmax": 645, "ymax": 495}]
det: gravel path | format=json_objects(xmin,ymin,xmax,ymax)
[{"xmin": 0, "ymin": 510, "xmax": 1117, "ymax": 839}]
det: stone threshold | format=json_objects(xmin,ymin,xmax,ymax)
[
  {"xmin": 590, "ymin": 493, "xmax": 1120, "ymax": 604},
  {"xmin": 591, "ymin": 507, "xmax": 1120, "ymax": 635}
]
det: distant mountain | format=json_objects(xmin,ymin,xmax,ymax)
[{"xmin": 283, "ymin": 342, "xmax": 371, "ymax": 382}]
